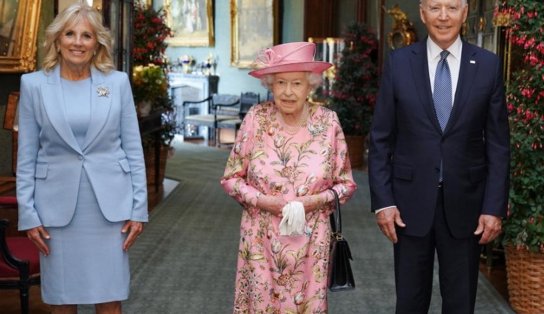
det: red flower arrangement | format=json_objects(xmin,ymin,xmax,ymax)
[
  {"xmin": 497, "ymin": 0, "xmax": 544, "ymax": 253},
  {"xmin": 328, "ymin": 22, "xmax": 379, "ymax": 136},
  {"xmin": 132, "ymin": 4, "xmax": 172, "ymax": 66}
]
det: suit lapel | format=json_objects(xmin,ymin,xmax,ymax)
[
  {"xmin": 82, "ymin": 67, "xmax": 112, "ymax": 151},
  {"xmin": 444, "ymin": 42, "xmax": 478, "ymax": 133},
  {"xmin": 41, "ymin": 66, "xmax": 82, "ymax": 154},
  {"xmin": 409, "ymin": 41, "xmax": 443, "ymax": 134}
]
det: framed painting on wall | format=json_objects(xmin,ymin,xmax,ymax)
[
  {"xmin": 0, "ymin": 0, "xmax": 41, "ymax": 73},
  {"xmin": 164, "ymin": 0, "xmax": 214, "ymax": 47},
  {"xmin": 230, "ymin": 0, "xmax": 280, "ymax": 68},
  {"xmin": 134, "ymin": 0, "xmax": 153, "ymax": 7}
]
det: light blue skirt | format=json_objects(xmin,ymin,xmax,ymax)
[{"xmin": 40, "ymin": 171, "xmax": 130, "ymax": 305}]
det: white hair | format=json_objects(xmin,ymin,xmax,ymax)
[{"xmin": 420, "ymin": 0, "xmax": 467, "ymax": 5}]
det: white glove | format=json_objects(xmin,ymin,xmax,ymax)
[{"xmin": 279, "ymin": 201, "xmax": 306, "ymax": 236}]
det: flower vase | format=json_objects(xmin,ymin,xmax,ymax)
[{"xmin": 138, "ymin": 100, "xmax": 152, "ymax": 117}]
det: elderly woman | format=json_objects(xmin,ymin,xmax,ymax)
[
  {"xmin": 17, "ymin": 3, "xmax": 147, "ymax": 313},
  {"xmin": 221, "ymin": 42, "xmax": 357, "ymax": 313}
]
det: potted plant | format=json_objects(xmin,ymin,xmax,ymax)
[
  {"xmin": 497, "ymin": 1, "xmax": 544, "ymax": 313},
  {"xmin": 132, "ymin": 64, "xmax": 169, "ymax": 117},
  {"xmin": 327, "ymin": 22, "xmax": 379, "ymax": 168},
  {"xmin": 132, "ymin": 4, "xmax": 176, "ymax": 187}
]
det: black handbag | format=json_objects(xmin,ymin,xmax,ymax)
[{"xmin": 327, "ymin": 188, "xmax": 355, "ymax": 292}]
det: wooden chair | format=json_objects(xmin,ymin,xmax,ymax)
[
  {"xmin": 238, "ymin": 92, "xmax": 260, "ymax": 120},
  {"xmin": 1, "ymin": 92, "xmax": 19, "ymax": 195},
  {"xmin": 0, "ymin": 91, "xmax": 41, "ymax": 314},
  {"xmin": 0, "ymin": 177, "xmax": 16, "ymax": 197},
  {"xmin": 182, "ymin": 94, "xmax": 240, "ymax": 143},
  {"xmin": 266, "ymin": 90, "xmax": 274, "ymax": 101},
  {"xmin": 3, "ymin": 92, "xmax": 19, "ymax": 171},
  {"xmin": 0, "ymin": 211, "xmax": 41, "ymax": 314},
  {"xmin": 216, "ymin": 92, "xmax": 260, "ymax": 147}
]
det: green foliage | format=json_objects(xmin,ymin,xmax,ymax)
[
  {"xmin": 131, "ymin": 5, "xmax": 178, "ymax": 147},
  {"xmin": 328, "ymin": 22, "xmax": 379, "ymax": 136},
  {"xmin": 132, "ymin": 64, "xmax": 169, "ymax": 104},
  {"xmin": 499, "ymin": 0, "xmax": 544, "ymax": 253}
]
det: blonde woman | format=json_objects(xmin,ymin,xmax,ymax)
[{"xmin": 17, "ymin": 3, "xmax": 147, "ymax": 313}]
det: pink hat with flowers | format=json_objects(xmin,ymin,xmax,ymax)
[{"xmin": 248, "ymin": 42, "xmax": 332, "ymax": 78}]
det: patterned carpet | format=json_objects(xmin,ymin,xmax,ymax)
[{"xmin": 83, "ymin": 141, "xmax": 514, "ymax": 313}]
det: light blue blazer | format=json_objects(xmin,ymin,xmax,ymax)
[{"xmin": 17, "ymin": 65, "xmax": 148, "ymax": 231}]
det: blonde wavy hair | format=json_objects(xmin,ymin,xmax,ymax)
[{"xmin": 42, "ymin": 3, "xmax": 114, "ymax": 73}]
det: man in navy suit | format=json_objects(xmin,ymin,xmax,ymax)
[{"xmin": 368, "ymin": 0, "xmax": 510, "ymax": 313}]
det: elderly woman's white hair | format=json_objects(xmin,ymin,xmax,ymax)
[{"xmin": 42, "ymin": 2, "xmax": 114, "ymax": 72}]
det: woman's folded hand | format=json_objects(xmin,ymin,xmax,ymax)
[{"xmin": 256, "ymin": 194, "xmax": 287, "ymax": 217}]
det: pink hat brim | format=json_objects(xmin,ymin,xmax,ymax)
[{"xmin": 249, "ymin": 61, "xmax": 332, "ymax": 78}]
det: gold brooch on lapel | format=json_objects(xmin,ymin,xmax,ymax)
[{"xmin": 97, "ymin": 86, "xmax": 110, "ymax": 97}]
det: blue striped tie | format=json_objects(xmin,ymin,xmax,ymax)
[{"xmin": 433, "ymin": 51, "xmax": 452, "ymax": 131}]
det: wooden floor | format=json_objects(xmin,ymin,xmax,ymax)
[{"xmin": 0, "ymin": 138, "xmax": 510, "ymax": 313}]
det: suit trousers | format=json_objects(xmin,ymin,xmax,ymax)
[{"xmin": 393, "ymin": 185, "xmax": 481, "ymax": 314}]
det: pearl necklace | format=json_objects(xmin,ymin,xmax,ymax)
[{"xmin": 277, "ymin": 103, "xmax": 309, "ymax": 135}]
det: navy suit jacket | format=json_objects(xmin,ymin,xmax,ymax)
[
  {"xmin": 368, "ymin": 40, "xmax": 510, "ymax": 238},
  {"xmin": 17, "ymin": 66, "xmax": 148, "ymax": 230}
]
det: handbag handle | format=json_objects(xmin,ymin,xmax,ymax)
[{"xmin": 328, "ymin": 188, "xmax": 343, "ymax": 239}]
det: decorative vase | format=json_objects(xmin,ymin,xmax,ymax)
[
  {"xmin": 138, "ymin": 100, "xmax": 152, "ymax": 117},
  {"xmin": 505, "ymin": 245, "xmax": 544, "ymax": 314},
  {"xmin": 182, "ymin": 63, "xmax": 192, "ymax": 74},
  {"xmin": 345, "ymin": 135, "xmax": 368, "ymax": 170}
]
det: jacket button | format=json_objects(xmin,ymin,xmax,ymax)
[{"xmin": 78, "ymin": 155, "xmax": 84, "ymax": 160}]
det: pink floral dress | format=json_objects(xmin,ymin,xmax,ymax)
[{"xmin": 221, "ymin": 101, "xmax": 357, "ymax": 313}]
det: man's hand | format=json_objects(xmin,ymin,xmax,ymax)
[
  {"xmin": 474, "ymin": 214, "xmax": 502, "ymax": 244},
  {"xmin": 376, "ymin": 206, "xmax": 406, "ymax": 243}
]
